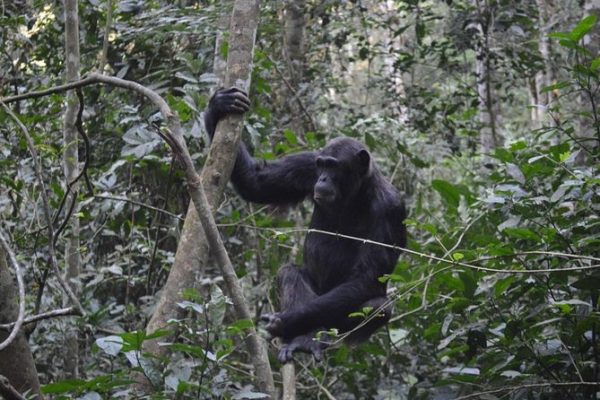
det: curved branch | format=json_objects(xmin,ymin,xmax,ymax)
[
  {"xmin": 0, "ymin": 307, "xmax": 80, "ymax": 331},
  {"xmin": 0, "ymin": 375, "xmax": 26, "ymax": 400},
  {"xmin": 0, "ymin": 100, "xmax": 85, "ymax": 315},
  {"xmin": 454, "ymin": 382, "xmax": 600, "ymax": 400},
  {"xmin": 0, "ymin": 229, "xmax": 25, "ymax": 351},
  {"xmin": 1, "ymin": 70, "xmax": 274, "ymax": 394}
]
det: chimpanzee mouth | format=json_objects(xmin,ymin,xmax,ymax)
[{"xmin": 313, "ymin": 193, "xmax": 335, "ymax": 205}]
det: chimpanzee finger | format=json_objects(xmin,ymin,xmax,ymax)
[
  {"xmin": 226, "ymin": 105, "xmax": 248, "ymax": 114},
  {"xmin": 222, "ymin": 86, "xmax": 248, "ymax": 97},
  {"xmin": 312, "ymin": 347, "xmax": 322, "ymax": 362},
  {"xmin": 230, "ymin": 91, "xmax": 251, "ymax": 106},
  {"xmin": 233, "ymin": 98, "xmax": 250, "ymax": 111},
  {"xmin": 278, "ymin": 348, "xmax": 292, "ymax": 363}
]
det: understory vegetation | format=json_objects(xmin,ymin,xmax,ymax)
[{"xmin": 0, "ymin": 1, "xmax": 598, "ymax": 399}]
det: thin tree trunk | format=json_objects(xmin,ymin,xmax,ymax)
[
  {"xmin": 142, "ymin": 3, "xmax": 229, "ymax": 360},
  {"xmin": 142, "ymin": 1, "xmax": 274, "ymax": 396},
  {"xmin": 281, "ymin": 3, "xmax": 307, "ymax": 395},
  {"xmin": 528, "ymin": 77, "xmax": 541, "ymax": 128},
  {"xmin": 0, "ymin": 247, "xmax": 41, "ymax": 397},
  {"xmin": 283, "ymin": 0, "xmax": 307, "ymax": 140},
  {"xmin": 62, "ymin": 0, "xmax": 81, "ymax": 378},
  {"xmin": 472, "ymin": 0, "xmax": 501, "ymax": 164},
  {"xmin": 582, "ymin": 0, "xmax": 600, "ymax": 144},
  {"xmin": 534, "ymin": 0, "xmax": 556, "ymax": 130}
]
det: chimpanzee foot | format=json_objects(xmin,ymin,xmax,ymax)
[{"xmin": 278, "ymin": 334, "xmax": 328, "ymax": 363}]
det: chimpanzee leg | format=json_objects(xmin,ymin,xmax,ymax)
[
  {"xmin": 275, "ymin": 264, "xmax": 327, "ymax": 362},
  {"xmin": 341, "ymin": 296, "xmax": 392, "ymax": 344},
  {"xmin": 276, "ymin": 263, "xmax": 317, "ymax": 310}
]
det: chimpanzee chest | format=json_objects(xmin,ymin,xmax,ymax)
[{"xmin": 304, "ymin": 230, "xmax": 362, "ymax": 294}]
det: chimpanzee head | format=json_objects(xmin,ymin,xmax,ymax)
[{"xmin": 313, "ymin": 137, "xmax": 372, "ymax": 207}]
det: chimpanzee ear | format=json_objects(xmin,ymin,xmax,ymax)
[{"xmin": 357, "ymin": 149, "xmax": 371, "ymax": 174}]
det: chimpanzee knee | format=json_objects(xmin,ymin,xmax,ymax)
[{"xmin": 343, "ymin": 296, "xmax": 392, "ymax": 344}]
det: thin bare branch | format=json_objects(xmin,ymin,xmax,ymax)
[
  {"xmin": 453, "ymin": 382, "xmax": 600, "ymax": 400},
  {"xmin": 94, "ymin": 195, "xmax": 184, "ymax": 221},
  {"xmin": 0, "ymin": 100, "xmax": 85, "ymax": 315},
  {"xmin": 0, "ymin": 375, "xmax": 26, "ymax": 400},
  {"xmin": 0, "ymin": 229, "xmax": 25, "ymax": 351},
  {"xmin": 235, "ymin": 225, "xmax": 600, "ymax": 273},
  {"xmin": 0, "ymin": 307, "xmax": 80, "ymax": 331}
]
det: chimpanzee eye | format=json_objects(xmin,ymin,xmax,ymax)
[{"xmin": 316, "ymin": 156, "xmax": 339, "ymax": 169}]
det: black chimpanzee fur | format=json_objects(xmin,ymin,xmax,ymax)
[{"xmin": 204, "ymin": 87, "xmax": 407, "ymax": 363}]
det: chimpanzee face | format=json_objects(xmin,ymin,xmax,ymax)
[{"xmin": 313, "ymin": 138, "xmax": 371, "ymax": 207}]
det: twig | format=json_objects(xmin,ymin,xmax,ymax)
[
  {"xmin": 0, "ymin": 228, "xmax": 25, "ymax": 351},
  {"xmin": 94, "ymin": 194, "xmax": 183, "ymax": 221},
  {"xmin": 234, "ymin": 225, "xmax": 600, "ymax": 274},
  {"xmin": 0, "ymin": 307, "xmax": 80, "ymax": 331},
  {"xmin": 0, "ymin": 375, "xmax": 26, "ymax": 400},
  {"xmin": 2, "ymin": 71, "xmax": 275, "ymax": 393},
  {"xmin": 453, "ymin": 381, "xmax": 600, "ymax": 400},
  {"xmin": 0, "ymin": 100, "xmax": 85, "ymax": 315},
  {"xmin": 98, "ymin": 0, "xmax": 113, "ymax": 73},
  {"xmin": 264, "ymin": 53, "xmax": 317, "ymax": 133},
  {"xmin": 1, "ymin": 75, "xmax": 99, "ymax": 104},
  {"xmin": 298, "ymin": 362, "xmax": 337, "ymax": 400}
]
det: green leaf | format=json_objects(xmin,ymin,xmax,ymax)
[
  {"xmin": 364, "ymin": 132, "xmax": 376, "ymax": 149},
  {"xmin": 494, "ymin": 276, "xmax": 514, "ymax": 297},
  {"xmin": 570, "ymin": 15, "xmax": 598, "ymax": 42},
  {"xmin": 452, "ymin": 252, "xmax": 464, "ymax": 261},
  {"xmin": 503, "ymin": 228, "xmax": 540, "ymax": 242},
  {"xmin": 432, "ymin": 179, "xmax": 460, "ymax": 209},
  {"xmin": 547, "ymin": 32, "xmax": 572, "ymax": 40},
  {"xmin": 459, "ymin": 271, "xmax": 477, "ymax": 299},
  {"xmin": 42, "ymin": 379, "xmax": 87, "ymax": 394},
  {"xmin": 283, "ymin": 129, "xmax": 298, "ymax": 145},
  {"xmin": 541, "ymin": 81, "xmax": 571, "ymax": 93}
]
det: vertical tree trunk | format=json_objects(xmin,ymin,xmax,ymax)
[
  {"xmin": 284, "ymin": 0, "xmax": 305, "ymax": 84},
  {"xmin": 142, "ymin": 1, "xmax": 274, "ymax": 396},
  {"xmin": 534, "ymin": 0, "xmax": 555, "ymax": 129},
  {"xmin": 282, "ymin": 3, "xmax": 306, "ymax": 396},
  {"xmin": 582, "ymin": 0, "xmax": 600, "ymax": 143},
  {"xmin": 283, "ymin": 0, "xmax": 307, "ymax": 139},
  {"xmin": 0, "ymin": 248, "xmax": 41, "ymax": 397},
  {"xmin": 62, "ymin": 0, "xmax": 81, "ymax": 378},
  {"xmin": 471, "ymin": 0, "xmax": 501, "ymax": 163},
  {"xmin": 528, "ymin": 77, "xmax": 541, "ymax": 128}
]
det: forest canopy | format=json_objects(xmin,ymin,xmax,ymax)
[{"xmin": 0, "ymin": 0, "xmax": 599, "ymax": 399}]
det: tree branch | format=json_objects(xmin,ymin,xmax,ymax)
[
  {"xmin": 0, "ymin": 100, "xmax": 85, "ymax": 315},
  {"xmin": 453, "ymin": 382, "xmax": 600, "ymax": 400},
  {"xmin": 0, "ymin": 307, "xmax": 80, "ymax": 331},
  {"xmin": 0, "ymin": 375, "xmax": 26, "ymax": 400},
  {"xmin": 0, "ymin": 229, "xmax": 25, "ymax": 351},
  {"xmin": 2, "ymin": 69, "xmax": 274, "ymax": 395}
]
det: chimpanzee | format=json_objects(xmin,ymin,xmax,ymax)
[{"xmin": 204, "ymin": 87, "xmax": 407, "ymax": 363}]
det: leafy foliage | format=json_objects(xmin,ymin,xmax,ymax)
[{"xmin": 0, "ymin": 0, "xmax": 598, "ymax": 399}]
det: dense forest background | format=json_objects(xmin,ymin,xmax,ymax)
[{"xmin": 0, "ymin": 0, "xmax": 599, "ymax": 399}]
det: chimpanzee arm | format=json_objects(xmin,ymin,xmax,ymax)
[
  {"xmin": 270, "ymin": 241, "xmax": 400, "ymax": 339},
  {"xmin": 204, "ymin": 87, "xmax": 318, "ymax": 205},
  {"xmin": 263, "ymin": 200, "xmax": 406, "ymax": 339}
]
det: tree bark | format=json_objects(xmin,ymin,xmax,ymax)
[
  {"xmin": 62, "ymin": 0, "xmax": 82, "ymax": 378},
  {"xmin": 582, "ymin": 0, "xmax": 600, "ymax": 144},
  {"xmin": 283, "ymin": 0, "xmax": 309, "ymax": 139},
  {"xmin": 533, "ymin": 0, "xmax": 556, "ymax": 130},
  {"xmin": 471, "ymin": 0, "xmax": 502, "ymax": 164},
  {"xmin": 142, "ymin": 1, "xmax": 275, "ymax": 396},
  {"xmin": 0, "ymin": 247, "xmax": 41, "ymax": 397}
]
